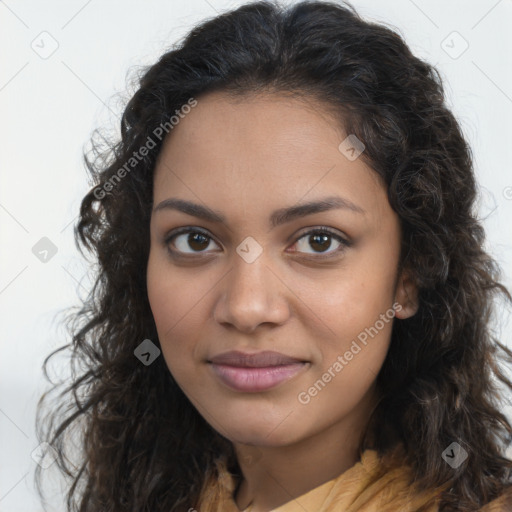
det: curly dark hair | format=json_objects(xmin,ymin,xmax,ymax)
[{"xmin": 35, "ymin": 1, "xmax": 512, "ymax": 511}]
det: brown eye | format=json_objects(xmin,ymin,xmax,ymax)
[
  {"xmin": 291, "ymin": 228, "xmax": 350, "ymax": 257},
  {"xmin": 305, "ymin": 233, "xmax": 334, "ymax": 252},
  {"xmin": 165, "ymin": 228, "xmax": 220, "ymax": 255}
]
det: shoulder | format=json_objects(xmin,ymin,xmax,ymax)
[{"xmin": 377, "ymin": 444, "xmax": 512, "ymax": 512}]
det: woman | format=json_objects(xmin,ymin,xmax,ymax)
[{"xmin": 36, "ymin": 1, "xmax": 512, "ymax": 510}]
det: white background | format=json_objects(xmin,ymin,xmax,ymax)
[{"xmin": 1, "ymin": 0, "xmax": 512, "ymax": 510}]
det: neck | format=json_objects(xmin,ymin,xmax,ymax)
[{"xmin": 233, "ymin": 384, "xmax": 379, "ymax": 512}]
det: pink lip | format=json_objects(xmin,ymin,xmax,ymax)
[{"xmin": 208, "ymin": 350, "xmax": 308, "ymax": 392}]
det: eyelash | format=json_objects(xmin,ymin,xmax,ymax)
[{"xmin": 163, "ymin": 226, "xmax": 351, "ymax": 260}]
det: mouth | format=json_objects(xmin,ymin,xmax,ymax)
[{"xmin": 207, "ymin": 350, "xmax": 309, "ymax": 392}]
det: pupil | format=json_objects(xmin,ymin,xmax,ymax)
[
  {"xmin": 310, "ymin": 234, "xmax": 330, "ymax": 252},
  {"xmin": 189, "ymin": 233, "xmax": 208, "ymax": 251}
]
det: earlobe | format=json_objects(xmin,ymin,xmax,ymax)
[{"xmin": 394, "ymin": 270, "xmax": 419, "ymax": 319}]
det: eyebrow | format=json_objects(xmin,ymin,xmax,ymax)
[{"xmin": 152, "ymin": 195, "xmax": 365, "ymax": 228}]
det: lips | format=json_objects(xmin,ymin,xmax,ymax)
[
  {"xmin": 208, "ymin": 350, "xmax": 308, "ymax": 392},
  {"xmin": 210, "ymin": 350, "xmax": 304, "ymax": 367}
]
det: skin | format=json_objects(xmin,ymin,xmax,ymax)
[{"xmin": 146, "ymin": 90, "xmax": 418, "ymax": 511}]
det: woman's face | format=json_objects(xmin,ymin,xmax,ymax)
[{"xmin": 147, "ymin": 91, "xmax": 417, "ymax": 448}]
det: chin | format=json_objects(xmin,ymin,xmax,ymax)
[
  {"xmin": 227, "ymin": 430, "xmax": 298, "ymax": 448},
  {"xmin": 218, "ymin": 415, "xmax": 305, "ymax": 448}
]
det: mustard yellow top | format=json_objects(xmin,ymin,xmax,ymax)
[{"xmin": 196, "ymin": 444, "xmax": 512, "ymax": 511}]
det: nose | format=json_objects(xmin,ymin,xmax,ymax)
[{"xmin": 213, "ymin": 253, "xmax": 290, "ymax": 333}]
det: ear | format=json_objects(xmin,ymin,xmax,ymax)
[{"xmin": 393, "ymin": 269, "xmax": 419, "ymax": 319}]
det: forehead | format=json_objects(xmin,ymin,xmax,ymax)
[
  {"xmin": 160, "ymin": 90, "xmax": 346, "ymax": 157},
  {"xmin": 152, "ymin": 91, "xmax": 390, "ymax": 226}
]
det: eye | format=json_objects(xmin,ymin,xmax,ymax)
[
  {"xmin": 289, "ymin": 227, "xmax": 350, "ymax": 257},
  {"xmin": 165, "ymin": 227, "xmax": 220, "ymax": 255}
]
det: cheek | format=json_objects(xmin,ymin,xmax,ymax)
[
  {"xmin": 304, "ymin": 253, "xmax": 397, "ymax": 377},
  {"xmin": 146, "ymin": 251, "xmax": 216, "ymax": 380},
  {"xmin": 296, "ymin": 355, "xmax": 382, "ymax": 436},
  {"xmin": 312, "ymin": 263, "xmax": 396, "ymax": 336},
  {"xmin": 146, "ymin": 253, "xmax": 192, "ymax": 368},
  {"xmin": 147, "ymin": 249, "xmax": 206, "ymax": 335},
  {"xmin": 147, "ymin": 254, "xmax": 176, "ymax": 334},
  {"xmin": 313, "ymin": 294, "xmax": 394, "ymax": 385},
  {"xmin": 297, "ymin": 303, "xmax": 394, "ymax": 426}
]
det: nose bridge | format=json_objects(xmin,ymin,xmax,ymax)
[{"xmin": 214, "ymin": 246, "xmax": 287, "ymax": 331}]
